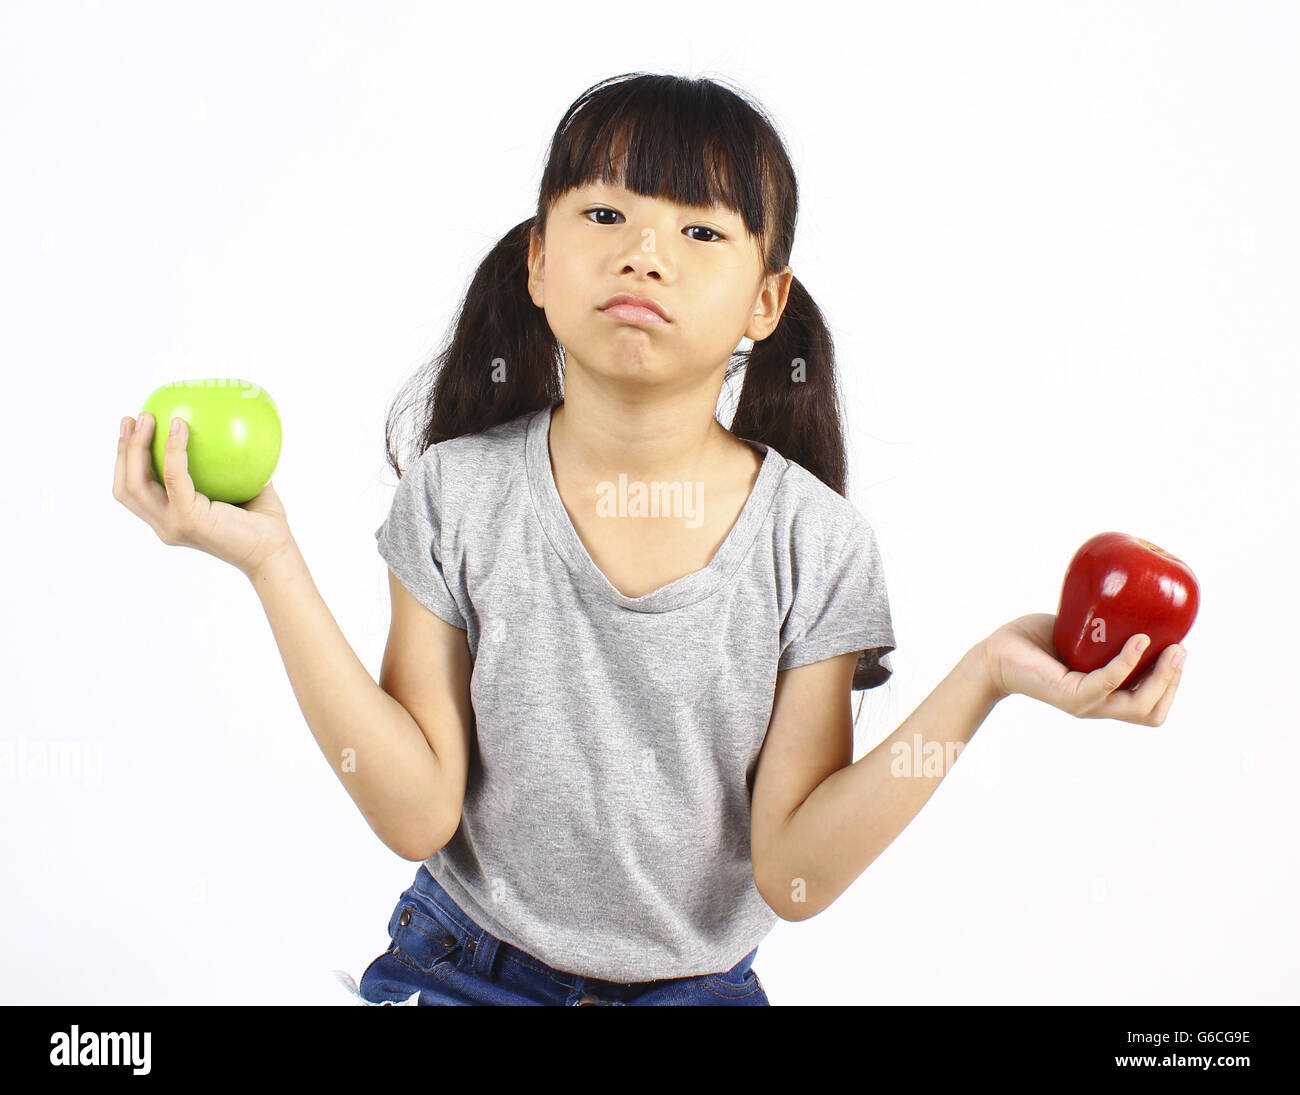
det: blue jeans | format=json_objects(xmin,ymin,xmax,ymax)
[{"xmin": 353, "ymin": 864, "xmax": 770, "ymax": 1006}]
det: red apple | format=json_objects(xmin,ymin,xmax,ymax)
[{"xmin": 1053, "ymin": 532, "xmax": 1199, "ymax": 689}]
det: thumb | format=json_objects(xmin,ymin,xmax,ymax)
[{"xmin": 1100, "ymin": 633, "xmax": 1148, "ymax": 694}]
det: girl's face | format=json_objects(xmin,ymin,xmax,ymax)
[{"xmin": 527, "ymin": 180, "xmax": 792, "ymax": 390}]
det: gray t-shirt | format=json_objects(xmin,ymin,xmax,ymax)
[{"xmin": 374, "ymin": 401, "xmax": 895, "ymax": 982}]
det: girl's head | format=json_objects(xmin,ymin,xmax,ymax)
[
  {"xmin": 386, "ymin": 71, "xmax": 852, "ymax": 497},
  {"xmin": 525, "ymin": 74, "xmax": 793, "ymax": 421}
]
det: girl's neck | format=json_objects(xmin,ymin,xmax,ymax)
[{"xmin": 548, "ymin": 392, "xmax": 740, "ymax": 485}]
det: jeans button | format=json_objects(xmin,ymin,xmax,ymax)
[
  {"xmin": 577, "ymin": 993, "xmax": 601, "ymax": 1005},
  {"xmin": 398, "ymin": 909, "xmax": 411, "ymax": 926}
]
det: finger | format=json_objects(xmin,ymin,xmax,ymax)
[
  {"xmin": 1102, "ymin": 641, "xmax": 1184, "ymax": 724},
  {"xmin": 160, "ymin": 415, "xmax": 197, "ymax": 512},
  {"xmin": 113, "ymin": 416, "xmax": 133, "ymax": 502},
  {"xmin": 1084, "ymin": 632, "xmax": 1150, "ymax": 711},
  {"xmin": 115, "ymin": 413, "xmax": 162, "ymax": 526},
  {"xmin": 124, "ymin": 412, "xmax": 170, "ymax": 518},
  {"xmin": 1143, "ymin": 647, "xmax": 1185, "ymax": 726}
]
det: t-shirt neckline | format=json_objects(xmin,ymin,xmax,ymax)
[{"xmin": 526, "ymin": 401, "xmax": 783, "ymax": 613}]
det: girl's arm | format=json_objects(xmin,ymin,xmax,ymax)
[
  {"xmin": 756, "ymin": 643, "xmax": 1001, "ymax": 921},
  {"xmin": 113, "ymin": 413, "xmax": 469, "ymax": 860},
  {"xmin": 249, "ymin": 543, "xmax": 470, "ymax": 860},
  {"xmin": 757, "ymin": 618, "xmax": 1184, "ymax": 920}
]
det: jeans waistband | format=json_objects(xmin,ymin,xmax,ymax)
[{"xmin": 409, "ymin": 864, "xmax": 757, "ymax": 994}]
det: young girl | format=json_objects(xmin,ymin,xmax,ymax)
[{"xmin": 112, "ymin": 72, "xmax": 1188, "ymax": 1006}]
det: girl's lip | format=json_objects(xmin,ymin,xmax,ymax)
[
  {"xmin": 599, "ymin": 303, "xmax": 669, "ymax": 325},
  {"xmin": 599, "ymin": 292, "xmax": 670, "ymax": 320}
]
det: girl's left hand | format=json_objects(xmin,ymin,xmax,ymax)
[{"xmin": 981, "ymin": 613, "xmax": 1186, "ymax": 725}]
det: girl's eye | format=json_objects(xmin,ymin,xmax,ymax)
[
  {"xmin": 686, "ymin": 225, "xmax": 723, "ymax": 243},
  {"xmin": 582, "ymin": 207, "xmax": 723, "ymax": 242}
]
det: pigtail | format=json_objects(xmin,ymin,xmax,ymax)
[
  {"xmin": 383, "ymin": 217, "xmax": 563, "ymax": 479},
  {"xmin": 726, "ymin": 274, "xmax": 850, "ymax": 498},
  {"xmin": 730, "ymin": 274, "xmax": 893, "ymax": 699}
]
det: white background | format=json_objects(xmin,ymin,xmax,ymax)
[{"xmin": 2, "ymin": 0, "xmax": 1295, "ymax": 1005}]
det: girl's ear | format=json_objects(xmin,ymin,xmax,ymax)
[
  {"xmin": 527, "ymin": 228, "xmax": 545, "ymax": 308},
  {"xmin": 748, "ymin": 266, "xmax": 795, "ymax": 342}
]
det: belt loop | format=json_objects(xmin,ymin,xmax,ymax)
[{"xmin": 468, "ymin": 928, "xmax": 501, "ymax": 981}]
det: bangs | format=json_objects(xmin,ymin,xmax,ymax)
[{"xmin": 538, "ymin": 73, "xmax": 787, "ymax": 264}]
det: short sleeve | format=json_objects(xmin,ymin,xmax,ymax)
[
  {"xmin": 375, "ymin": 446, "xmax": 466, "ymax": 630},
  {"xmin": 779, "ymin": 513, "xmax": 896, "ymax": 690}
]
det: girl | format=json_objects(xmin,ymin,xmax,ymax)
[{"xmin": 112, "ymin": 72, "xmax": 1187, "ymax": 1006}]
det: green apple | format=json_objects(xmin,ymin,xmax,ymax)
[{"xmin": 140, "ymin": 379, "xmax": 282, "ymax": 504}]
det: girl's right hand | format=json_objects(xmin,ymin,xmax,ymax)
[{"xmin": 113, "ymin": 411, "xmax": 296, "ymax": 579}]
